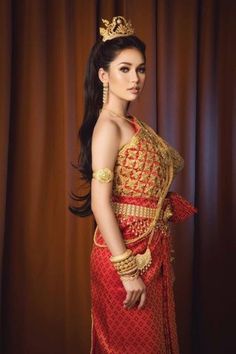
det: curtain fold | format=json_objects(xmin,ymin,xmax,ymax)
[
  {"xmin": 156, "ymin": 2, "xmax": 198, "ymax": 352},
  {"xmin": 0, "ymin": 0, "xmax": 11, "ymax": 341},
  {"xmin": 0, "ymin": 1, "xmax": 235, "ymax": 353},
  {"xmin": 193, "ymin": 1, "xmax": 236, "ymax": 352}
]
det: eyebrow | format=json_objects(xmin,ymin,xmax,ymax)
[{"xmin": 117, "ymin": 62, "xmax": 146, "ymax": 66}]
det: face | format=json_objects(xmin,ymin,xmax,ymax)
[{"xmin": 99, "ymin": 47, "xmax": 146, "ymax": 103}]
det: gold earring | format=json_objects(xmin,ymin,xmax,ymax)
[{"xmin": 103, "ymin": 83, "xmax": 109, "ymax": 105}]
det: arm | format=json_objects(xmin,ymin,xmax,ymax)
[
  {"xmin": 91, "ymin": 117, "xmax": 146, "ymax": 309},
  {"xmin": 91, "ymin": 118, "xmax": 126, "ymax": 256}
]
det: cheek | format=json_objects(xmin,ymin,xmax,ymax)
[{"xmin": 110, "ymin": 72, "xmax": 127, "ymax": 86}]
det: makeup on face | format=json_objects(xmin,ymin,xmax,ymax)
[{"xmin": 107, "ymin": 48, "xmax": 146, "ymax": 102}]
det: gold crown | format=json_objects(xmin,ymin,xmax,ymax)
[{"xmin": 99, "ymin": 16, "xmax": 135, "ymax": 42}]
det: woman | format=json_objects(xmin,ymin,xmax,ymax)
[{"xmin": 69, "ymin": 16, "xmax": 197, "ymax": 354}]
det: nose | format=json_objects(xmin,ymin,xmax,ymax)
[{"xmin": 131, "ymin": 69, "xmax": 139, "ymax": 83}]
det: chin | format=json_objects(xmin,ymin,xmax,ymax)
[
  {"xmin": 128, "ymin": 94, "xmax": 140, "ymax": 102},
  {"xmin": 122, "ymin": 92, "xmax": 140, "ymax": 101},
  {"xmin": 128, "ymin": 97, "xmax": 138, "ymax": 102}
]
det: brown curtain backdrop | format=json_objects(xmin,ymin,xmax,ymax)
[{"xmin": 0, "ymin": 1, "xmax": 235, "ymax": 353}]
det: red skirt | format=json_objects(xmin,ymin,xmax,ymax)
[{"xmin": 90, "ymin": 195, "xmax": 180, "ymax": 354}]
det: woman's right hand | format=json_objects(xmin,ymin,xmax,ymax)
[{"xmin": 121, "ymin": 276, "xmax": 146, "ymax": 309}]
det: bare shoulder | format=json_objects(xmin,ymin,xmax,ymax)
[
  {"xmin": 93, "ymin": 113, "xmax": 120, "ymax": 133},
  {"xmin": 92, "ymin": 112, "xmax": 121, "ymax": 146},
  {"xmin": 91, "ymin": 113, "xmax": 121, "ymax": 170}
]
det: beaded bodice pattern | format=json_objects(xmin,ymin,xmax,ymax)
[{"xmin": 112, "ymin": 117, "xmax": 184, "ymax": 199}]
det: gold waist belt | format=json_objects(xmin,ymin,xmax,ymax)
[{"xmin": 111, "ymin": 201, "xmax": 173, "ymax": 221}]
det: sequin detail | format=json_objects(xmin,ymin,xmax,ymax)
[{"xmin": 112, "ymin": 117, "xmax": 184, "ymax": 198}]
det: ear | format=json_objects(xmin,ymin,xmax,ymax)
[{"xmin": 98, "ymin": 68, "xmax": 109, "ymax": 84}]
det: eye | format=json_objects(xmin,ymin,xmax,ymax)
[
  {"xmin": 120, "ymin": 66, "xmax": 129, "ymax": 73},
  {"xmin": 138, "ymin": 66, "xmax": 146, "ymax": 74}
]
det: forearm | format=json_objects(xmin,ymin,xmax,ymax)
[{"xmin": 92, "ymin": 202, "xmax": 127, "ymax": 256}]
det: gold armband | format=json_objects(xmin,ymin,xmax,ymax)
[{"xmin": 92, "ymin": 167, "xmax": 114, "ymax": 183}]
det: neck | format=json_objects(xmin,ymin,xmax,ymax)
[{"xmin": 103, "ymin": 97, "xmax": 129, "ymax": 117}]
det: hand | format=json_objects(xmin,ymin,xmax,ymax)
[{"xmin": 121, "ymin": 276, "xmax": 146, "ymax": 309}]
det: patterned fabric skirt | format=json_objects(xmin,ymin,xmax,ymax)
[{"xmin": 90, "ymin": 195, "xmax": 180, "ymax": 354}]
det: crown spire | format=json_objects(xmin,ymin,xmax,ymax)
[{"xmin": 99, "ymin": 16, "xmax": 135, "ymax": 42}]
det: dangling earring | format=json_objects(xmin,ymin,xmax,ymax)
[{"xmin": 103, "ymin": 83, "xmax": 109, "ymax": 105}]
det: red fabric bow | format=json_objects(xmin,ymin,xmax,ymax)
[{"xmin": 166, "ymin": 191, "xmax": 198, "ymax": 223}]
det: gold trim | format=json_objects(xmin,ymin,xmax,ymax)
[
  {"xmin": 93, "ymin": 119, "xmax": 174, "ymax": 259},
  {"xmin": 111, "ymin": 202, "xmax": 157, "ymax": 218}
]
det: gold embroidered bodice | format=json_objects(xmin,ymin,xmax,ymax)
[{"xmin": 112, "ymin": 117, "xmax": 184, "ymax": 199}]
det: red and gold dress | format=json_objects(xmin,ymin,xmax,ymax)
[{"xmin": 90, "ymin": 116, "xmax": 197, "ymax": 354}]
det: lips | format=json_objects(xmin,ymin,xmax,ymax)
[{"xmin": 128, "ymin": 87, "xmax": 140, "ymax": 94}]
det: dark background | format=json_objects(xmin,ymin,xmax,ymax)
[{"xmin": 0, "ymin": 0, "xmax": 235, "ymax": 353}]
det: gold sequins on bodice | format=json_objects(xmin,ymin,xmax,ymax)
[{"xmin": 112, "ymin": 117, "xmax": 184, "ymax": 199}]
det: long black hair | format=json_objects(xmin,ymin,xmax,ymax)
[{"xmin": 68, "ymin": 35, "xmax": 146, "ymax": 217}]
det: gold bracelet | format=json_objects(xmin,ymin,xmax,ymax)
[
  {"xmin": 110, "ymin": 249, "xmax": 140, "ymax": 277},
  {"xmin": 114, "ymin": 257, "xmax": 136, "ymax": 270},
  {"xmin": 113, "ymin": 257, "xmax": 137, "ymax": 273},
  {"xmin": 117, "ymin": 264, "xmax": 138, "ymax": 275},
  {"xmin": 110, "ymin": 249, "xmax": 132, "ymax": 263}
]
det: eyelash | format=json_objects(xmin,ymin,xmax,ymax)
[{"xmin": 120, "ymin": 67, "xmax": 146, "ymax": 73}]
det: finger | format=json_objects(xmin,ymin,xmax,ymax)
[
  {"xmin": 137, "ymin": 291, "xmax": 146, "ymax": 309},
  {"xmin": 123, "ymin": 291, "xmax": 133, "ymax": 307},
  {"xmin": 124, "ymin": 290, "xmax": 138, "ymax": 308},
  {"xmin": 129, "ymin": 291, "xmax": 141, "ymax": 308},
  {"xmin": 126, "ymin": 290, "xmax": 141, "ymax": 308},
  {"xmin": 126, "ymin": 294, "xmax": 137, "ymax": 308}
]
